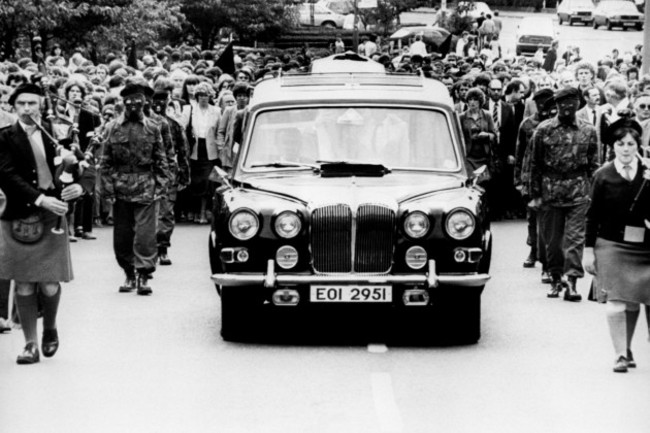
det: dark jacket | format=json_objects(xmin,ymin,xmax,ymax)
[{"xmin": 0, "ymin": 121, "xmax": 95, "ymax": 220}]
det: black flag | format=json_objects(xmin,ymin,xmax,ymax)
[
  {"xmin": 215, "ymin": 42, "xmax": 236, "ymax": 76},
  {"xmin": 437, "ymin": 34, "xmax": 452, "ymax": 58}
]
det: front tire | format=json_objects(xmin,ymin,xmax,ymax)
[
  {"xmin": 607, "ymin": 19, "xmax": 613, "ymax": 30},
  {"xmin": 593, "ymin": 20, "xmax": 598, "ymax": 29},
  {"xmin": 220, "ymin": 286, "xmax": 262, "ymax": 342}
]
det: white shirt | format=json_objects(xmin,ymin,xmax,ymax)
[
  {"xmin": 614, "ymin": 158, "xmax": 638, "ymax": 181},
  {"xmin": 192, "ymin": 104, "xmax": 216, "ymax": 139},
  {"xmin": 409, "ymin": 40, "xmax": 427, "ymax": 57}
]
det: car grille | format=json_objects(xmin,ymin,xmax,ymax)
[
  {"xmin": 621, "ymin": 15, "xmax": 638, "ymax": 19},
  {"xmin": 311, "ymin": 204, "xmax": 395, "ymax": 273}
]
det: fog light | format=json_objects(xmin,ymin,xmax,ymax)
[
  {"xmin": 402, "ymin": 289, "xmax": 430, "ymax": 306},
  {"xmin": 405, "ymin": 246, "xmax": 427, "ymax": 269},
  {"xmin": 276, "ymin": 245, "xmax": 298, "ymax": 269},
  {"xmin": 454, "ymin": 249, "xmax": 467, "ymax": 263},
  {"xmin": 236, "ymin": 249, "xmax": 249, "ymax": 262},
  {"xmin": 272, "ymin": 289, "xmax": 300, "ymax": 306}
]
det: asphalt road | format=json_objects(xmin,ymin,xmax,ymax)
[
  {"xmin": 400, "ymin": 10, "xmax": 644, "ymax": 64},
  {"xmin": 1, "ymin": 220, "xmax": 649, "ymax": 433}
]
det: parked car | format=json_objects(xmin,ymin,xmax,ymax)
[
  {"xmin": 592, "ymin": 0, "xmax": 643, "ymax": 30},
  {"xmin": 209, "ymin": 53, "xmax": 492, "ymax": 344},
  {"xmin": 296, "ymin": 2, "xmax": 346, "ymax": 28},
  {"xmin": 516, "ymin": 16, "xmax": 557, "ymax": 56},
  {"xmin": 557, "ymin": 0, "xmax": 595, "ymax": 25},
  {"xmin": 459, "ymin": 1, "xmax": 494, "ymax": 20}
]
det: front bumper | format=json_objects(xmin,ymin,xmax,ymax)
[{"xmin": 211, "ymin": 259, "xmax": 490, "ymax": 289}]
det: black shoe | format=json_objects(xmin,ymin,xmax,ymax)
[
  {"xmin": 136, "ymin": 274, "xmax": 152, "ymax": 296},
  {"xmin": 16, "ymin": 342, "xmax": 40, "ymax": 365},
  {"xmin": 547, "ymin": 278, "xmax": 564, "ymax": 298},
  {"xmin": 80, "ymin": 232, "xmax": 96, "ymax": 240},
  {"xmin": 42, "ymin": 328, "xmax": 59, "ymax": 358},
  {"xmin": 159, "ymin": 253, "xmax": 172, "ymax": 266},
  {"xmin": 613, "ymin": 355, "xmax": 628, "ymax": 373},
  {"xmin": 119, "ymin": 276, "xmax": 136, "ymax": 293},
  {"xmin": 523, "ymin": 251, "xmax": 536, "ymax": 268},
  {"xmin": 563, "ymin": 277, "xmax": 582, "ymax": 302},
  {"xmin": 627, "ymin": 349, "xmax": 636, "ymax": 368},
  {"xmin": 541, "ymin": 271, "xmax": 552, "ymax": 284}
]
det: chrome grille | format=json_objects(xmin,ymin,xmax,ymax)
[
  {"xmin": 311, "ymin": 204, "xmax": 352, "ymax": 273},
  {"xmin": 355, "ymin": 204, "xmax": 395, "ymax": 273}
]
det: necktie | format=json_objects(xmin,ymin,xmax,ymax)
[
  {"xmin": 24, "ymin": 125, "xmax": 54, "ymax": 190},
  {"xmin": 492, "ymin": 102, "xmax": 499, "ymax": 129},
  {"xmin": 592, "ymin": 109, "xmax": 597, "ymax": 125},
  {"xmin": 622, "ymin": 165, "xmax": 632, "ymax": 181}
]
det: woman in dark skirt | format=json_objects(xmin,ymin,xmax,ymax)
[{"xmin": 583, "ymin": 114, "xmax": 650, "ymax": 373}]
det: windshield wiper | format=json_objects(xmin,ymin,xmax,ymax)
[
  {"xmin": 250, "ymin": 161, "xmax": 320, "ymax": 171},
  {"xmin": 316, "ymin": 160, "xmax": 392, "ymax": 177}
]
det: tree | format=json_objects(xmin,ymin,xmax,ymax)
[
  {"xmin": 181, "ymin": 0, "xmax": 295, "ymax": 49},
  {"xmin": 358, "ymin": 0, "xmax": 430, "ymax": 36}
]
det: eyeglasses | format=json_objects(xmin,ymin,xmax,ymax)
[
  {"xmin": 489, "ymin": 87, "xmax": 502, "ymax": 91},
  {"xmin": 637, "ymin": 104, "xmax": 650, "ymax": 109},
  {"xmin": 195, "ymin": 93, "xmax": 209, "ymax": 97}
]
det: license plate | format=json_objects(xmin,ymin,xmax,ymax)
[
  {"xmin": 582, "ymin": 17, "xmax": 591, "ymax": 21},
  {"xmin": 310, "ymin": 285, "xmax": 392, "ymax": 303},
  {"xmin": 624, "ymin": 22, "xmax": 636, "ymax": 26}
]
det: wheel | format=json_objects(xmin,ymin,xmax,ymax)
[
  {"xmin": 558, "ymin": 15, "xmax": 563, "ymax": 25},
  {"xmin": 607, "ymin": 19, "xmax": 612, "ymax": 30},
  {"xmin": 321, "ymin": 21, "xmax": 336, "ymax": 29},
  {"xmin": 637, "ymin": 24, "xmax": 644, "ymax": 31},
  {"xmin": 593, "ymin": 20, "xmax": 598, "ymax": 29},
  {"xmin": 568, "ymin": 18, "xmax": 573, "ymax": 26},
  {"xmin": 220, "ymin": 286, "xmax": 263, "ymax": 342},
  {"xmin": 516, "ymin": 47, "xmax": 521, "ymax": 56}
]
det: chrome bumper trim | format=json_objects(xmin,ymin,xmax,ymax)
[{"xmin": 211, "ymin": 260, "xmax": 490, "ymax": 289}]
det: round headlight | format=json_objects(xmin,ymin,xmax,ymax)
[
  {"xmin": 404, "ymin": 211, "xmax": 430, "ymax": 239},
  {"xmin": 229, "ymin": 210, "xmax": 260, "ymax": 241},
  {"xmin": 276, "ymin": 245, "xmax": 299, "ymax": 269},
  {"xmin": 445, "ymin": 209, "xmax": 476, "ymax": 240},
  {"xmin": 274, "ymin": 211, "xmax": 302, "ymax": 239},
  {"xmin": 405, "ymin": 246, "xmax": 428, "ymax": 270}
]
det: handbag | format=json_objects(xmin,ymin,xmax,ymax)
[{"xmin": 11, "ymin": 212, "xmax": 45, "ymax": 244}]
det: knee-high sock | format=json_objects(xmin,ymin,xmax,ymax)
[
  {"xmin": 15, "ymin": 292, "xmax": 38, "ymax": 344},
  {"xmin": 40, "ymin": 285, "xmax": 61, "ymax": 331},
  {"xmin": 607, "ymin": 305, "xmax": 628, "ymax": 358},
  {"xmin": 625, "ymin": 308, "xmax": 640, "ymax": 351}
]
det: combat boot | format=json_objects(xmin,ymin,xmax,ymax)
[
  {"xmin": 158, "ymin": 247, "xmax": 172, "ymax": 266},
  {"xmin": 547, "ymin": 275, "xmax": 564, "ymax": 298},
  {"xmin": 136, "ymin": 273, "xmax": 152, "ymax": 296},
  {"xmin": 523, "ymin": 247, "xmax": 536, "ymax": 268},
  {"xmin": 563, "ymin": 276, "xmax": 582, "ymax": 302},
  {"xmin": 119, "ymin": 272, "xmax": 136, "ymax": 293}
]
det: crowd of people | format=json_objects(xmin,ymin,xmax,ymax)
[{"xmin": 0, "ymin": 31, "xmax": 648, "ymax": 372}]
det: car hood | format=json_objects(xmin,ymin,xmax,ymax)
[{"xmin": 237, "ymin": 172, "xmax": 466, "ymax": 207}]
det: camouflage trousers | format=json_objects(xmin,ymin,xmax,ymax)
[
  {"xmin": 526, "ymin": 205, "xmax": 547, "ymax": 270},
  {"xmin": 113, "ymin": 199, "xmax": 158, "ymax": 277},
  {"xmin": 157, "ymin": 186, "xmax": 177, "ymax": 249},
  {"xmin": 540, "ymin": 202, "xmax": 589, "ymax": 279}
]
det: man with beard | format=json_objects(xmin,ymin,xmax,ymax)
[
  {"xmin": 516, "ymin": 88, "xmax": 555, "ymax": 282},
  {"xmin": 151, "ymin": 89, "xmax": 189, "ymax": 266},
  {"xmin": 99, "ymin": 83, "xmax": 169, "ymax": 295},
  {"xmin": 528, "ymin": 87, "xmax": 599, "ymax": 301}
]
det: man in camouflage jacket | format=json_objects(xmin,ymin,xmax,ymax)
[
  {"xmin": 528, "ymin": 87, "xmax": 599, "ymax": 301},
  {"xmin": 151, "ymin": 89, "xmax": 190, "ymax": 266},
  {"xmin": 99, "ymin": 83, "xmax": 169, "ymax": 295}
]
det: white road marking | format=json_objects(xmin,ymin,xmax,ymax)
[{"xmin": 371, "ymin": 372, "xmax": 404, "ymax": 433}]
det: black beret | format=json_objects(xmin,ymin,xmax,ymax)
[
  {"xmin": 152, "ymin": 89, "xmax": 170, "ymax": 101},
  {"xmin": 603, "ymin": 113, "xmax": 643, "ymax": 146},
  {"xmin": 9, "ymin": 83, "xmax": 43, "ymax": 106},
  {"xmin": 120, "ymin": 83, "xmax": 153, "ymax": 98},
  {"xmin": 554, "ymin": 86, "xmax": 580, "ymax": 102},
  {"xmin": 533, "ymin": 88, "xmax": 554, "ymax": 103}
]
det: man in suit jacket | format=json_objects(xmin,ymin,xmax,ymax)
[
  {"xmin": 488, "ymin": 79, "xmax": 518, "ymax": 219},
  {"xmin": 0, "ymin": 83, "xmax": 89, "ymax": 364},
  {"xmin": 576, "ymin": 87, "xmax": 604, "ymax": 162}
]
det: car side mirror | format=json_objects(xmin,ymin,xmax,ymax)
[{"xmin": 209, "ymin": 166, "xmax": 232, "ymax": 189}]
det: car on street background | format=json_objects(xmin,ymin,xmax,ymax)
[
  {"xmin": 459, "ymin": 1, "xmax": 494, "ymax": 20},
  {"xmin": 592, "ymin": 0, "xmax": 644, "ymax": 30},
  {"xmin": 209, "ymin": 52, "xmax": 492, "ymax": 344},
  {"xmin": 515, "ymin": 16, "xmax": 557, "ymax": 55},
  {"xmin": 557, "ymin": 0, "xmax": 595, "ymax": 25},
  {"xmin": 296, "ymin": 2, "xmax": 346, "ymax": 28}
]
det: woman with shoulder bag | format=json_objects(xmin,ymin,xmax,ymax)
[{"xmin": 583, "ymin": 114, "xmax": 650, "ymax": 373}]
